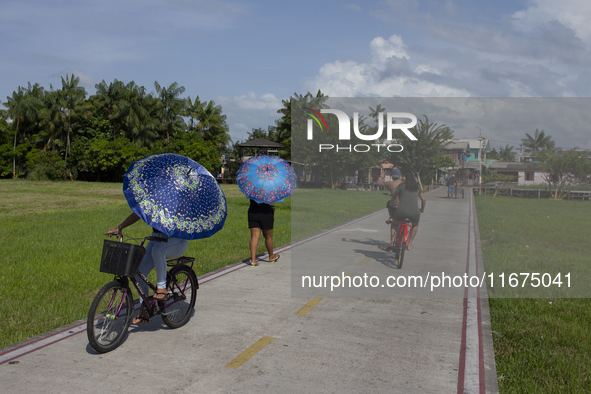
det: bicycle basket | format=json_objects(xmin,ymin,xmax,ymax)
[{"xmin": 100, "ymin": 240, "xmax": 146, "ymax": 277}]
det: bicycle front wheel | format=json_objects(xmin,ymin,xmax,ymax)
[
  {"xmin": 162, "ymin": 266, "xmax": 197, "ymax": 329},
  {"xmin": 87, "ymin": 280, "xmax": 133, "ymax": 353}
]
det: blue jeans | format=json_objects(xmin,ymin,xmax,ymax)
[{"xmin": 136, "ymin": 233, "xmax": 188, "ymax": 296}]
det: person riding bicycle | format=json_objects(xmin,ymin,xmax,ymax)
[
  {"xmin": 377, "ymin": 167, "xmax": 405, "ymax": 243},
  {"xmin": 447, "ymin": 174, "xmax": 457, "ymax": 198},
  {"xmin": 108, "ymin": 212, "xmax": 188, "ymax": 324},
  {"xmin": 387, "ymin": 169, "xmax": 426, "ymax": 252}
]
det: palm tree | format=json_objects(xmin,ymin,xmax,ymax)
[
  {"xmin": 182, "ymin": 96, "xmax": 202, "ymax": 132},
  {"xmin": 60, "ymin": 74, "xmax": 88, "ymax": 160},
  {"xmin": 154, "ymin": 81, "xmax": 186, "ymax": 140},
  {"xmin": 368, "ymin": 103, "xmax": 385, "ymax": 127},
  {"xmin": 196, "ymin": 99, "xmax": 230, "ymax": 149},
  {"xmin": 521, "ymin": 129, "xmax": 555, "ymax": 152},
  {"xmin": 498, "ymin": 144, "xmax": 516, "ymax": 162},
  {"xmin": 391, "ymin": 115, "xmax": 454, "ymax": 184},
  {"xmin": 4, "ymin": 86, "xmax": 42, "ymax": 177},
  {"xmin": 94, "ymin": 79, "xmax": 124, "ymax": 121},
  {"xmin": 114, "ymin": 82, "xmax": 155, "ymax": 146},
  {"xmin": 38, "ymin": 88, "xmax": 65, "ymax": 152}
]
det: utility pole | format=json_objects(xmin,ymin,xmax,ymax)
[{"xmin": 478, "ymin": 130, "xmax": 484, "ymax": 195}]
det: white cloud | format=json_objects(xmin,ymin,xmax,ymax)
[
  {"xmin": 217, "ymin": 92, "xmax": 283, "ymax": 141},
  {"xmin": 512, "ymin": 0, "xmax": 591, "ymax": 42},
  {"xmin": 415, "ymin": 64, "xmax": 442, "ymax": 75},
  {"xmin": 370, "ymin": 35, "xmax": 409, "ymax": 62},
  {"xmin": 71, "ymin": 70, "xmax": 97, "ymax": 90},
  {"xmin": 306, "ymin": 35, "xmax": 470, "ymax": 97},
  {"xmin": 226, "ymin": 92, "xmax": 283, "ymax": 111}
]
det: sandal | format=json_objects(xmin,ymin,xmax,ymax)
[
  {"xmin": 250, "ymin": 260, "xmax": 259, "ymax": 267},
  {"xmin": 132, "ymin": 307, "xmax": 150, "ymax": 324},
  {"xmin": 269, "ymin": 254, "xmax": 280, "ymax": 263},
  {"xmin": 153, "ymin": 289, "xmax": 171, "ymax": 301}
]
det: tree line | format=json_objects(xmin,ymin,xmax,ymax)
[{"xmin": 0, "ymin": 75, "xmax": 245, "ymax": 181}]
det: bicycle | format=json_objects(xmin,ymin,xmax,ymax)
[
  {"xmin": 87, "ymin": 234, "xmax": 198, "ymax": 353},
  {"xmin": 391, "ymin": 218, "xmax": 412, "ymax": 269}
]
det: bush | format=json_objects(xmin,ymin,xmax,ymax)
[{"xmin": 26, "ymin": 150, "xmax": 69, "ymax": 181}]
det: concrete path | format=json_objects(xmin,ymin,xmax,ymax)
[{"xmin": 0, "ymin": 186, "xmax": 498, "ymax": 393}]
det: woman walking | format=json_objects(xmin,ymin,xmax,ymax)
[{"xmin": 248, "ymin": 199, "xmax": 280, "ymax": 266}]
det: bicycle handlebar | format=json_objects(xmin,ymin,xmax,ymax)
[{"xmin": 103, "ymin": 233, "xmax": 168, "ymax": 244}]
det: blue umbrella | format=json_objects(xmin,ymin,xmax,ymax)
[
  {"xmin": 123, "ymin": 153, "xmax": 227, "ymax": 240},
  {"xmin": 237, "ymin": 155, "xmax": 297, "ymax": 204}
]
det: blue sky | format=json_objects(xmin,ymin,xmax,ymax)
[{"xmin": 2, "ymin": 0, "xmax": 591, "ymax": 148}]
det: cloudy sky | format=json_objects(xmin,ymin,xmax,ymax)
[{"xmin": 1, "ymin": 0, "xmax": 591, "ymax": 148}]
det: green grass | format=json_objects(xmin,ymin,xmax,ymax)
[
  {"xmin": 0, "ymin": 180, "xmax": 385, "ymax": 348},
  {"xmin": 475, "ymin": 195, "xmax": 591, "ymax": 393},
  {"xmin": 291, "ymin": 188, "xmax": 387, "ymax": 240}
]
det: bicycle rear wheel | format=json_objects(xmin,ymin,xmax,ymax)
[
  {"xmin": 87, "ymin": 280, "xmax": 133, "ymax": 353},
  {"xmin": 397, "ymin": 241, "xmax": 406, "ymax": 268},
  {"xmin": 162, "ymin": 266, "xmax": 197, "ymax": 329}
]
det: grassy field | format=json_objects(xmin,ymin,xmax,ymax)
[
  {"xmin": 475, "ymin": 195, "xmax": 591, "ymax": 393},
  {"xmin": 0, "ymin": 180, "xmax": 386, "ymax": 348}
]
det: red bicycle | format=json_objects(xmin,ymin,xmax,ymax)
[{"xmin": 392, "ymin": 218, "xmax": 412, "ymax": 269}]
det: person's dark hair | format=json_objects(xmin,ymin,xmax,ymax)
[{"xmin": 402, "ymin": 170, "xmax": 419, "ymax": 192}]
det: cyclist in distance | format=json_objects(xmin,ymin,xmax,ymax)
[
  {"xmin": 108, "ymin": 212, "xmax": 188, "ymax": 324},
  {"xmin": 387, "ymin": 169, "xmax": 426, "ymax": 251},
  {"xmin": 377, "ymin": 167, "xmax": 405, "ymax": 244}
]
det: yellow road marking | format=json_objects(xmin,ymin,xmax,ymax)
[
  {"xmin": 359, "ymin": 257, "xmax": 372, "ymax": 265},
  {"xmin": 424, "ymin": 200, "xmax": 439, "ymax": 214},
  {"xmin": 225, "ymin": 337, "xmax": 275, "ymax": 368},
  {"xmin": 333, "ymin": 273, "xmax": 352, "ymax": 286},
  {"xmin": 295, "ymin": 297, "xmax": 323, "ymax": 315}
]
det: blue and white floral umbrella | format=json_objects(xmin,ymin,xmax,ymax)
[
  {"xmin": 123, "ymin": 154, "xmax": 227, "ymax": 240},
  {"xmin": 237, "ymin": 155, "xmax": 297, "ymax": 204}
]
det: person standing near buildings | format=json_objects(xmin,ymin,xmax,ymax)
[{"xmin": 447, "ymin": 174, "xmax": 457, "ymax": 198}]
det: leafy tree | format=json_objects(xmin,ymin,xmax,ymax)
[
  {"xmin": 292, "ymin": 93, "xmax": 382, "ymax": 188},
  {"xmin": 112, "ymin": 82, "xmax": 159, "ymax": 147},
  {"xmin": 368, "ymin": 104, "xmax": 385, "ymax": 127},
  {"xmin": 93, "ymin": 79, "xmax": 125, "ymax": 138},
  {"xmin": 533, "ymin": 149, "xmax": 591, "ymax": 198},
  {"xmin": 37, "ymin": 87, "xmax": 65, "ymax": 153},
  {"xmin": 4, "ymin": 85, "xmax": 42, "ymax": 177},
  {"xmin": 60, "ymin": 74, "xmax": 88, "ymax": 161},
  {"xmin": 521, "ymin": 129, "xmax": 555, "ymax": 152},
  {"xmin": 487, "ymin": 147, "xmax": 500, "ymax": 160},
  {"xmin": 276, "ymin": 90, "xmax": 325, "ymax": 161},
  {"xmin": 86, "ymin": 137, "xmax": 147, "ymax": 181},
  {"xmin": 26, "ymin": 150, "xmax": 68, "ymax": 181},
  {"xmin": 164, "ymin": 132, "xmax": 220, "ymax": 173},
  {"xmin": 182, "ymin": 95, "xmax": 202, "ymax": 132},
  {"xmin": 195, "ymin": 99, "xmax": 230, "ymax": 149},
  {"xmin": 482, "ymin": 173, "xmax": 517, "ymax": 197},
  {"xmin": 154, "ymin": 81, "xmax": 186, "ymax": 140},
  {"xmin": 498, "ymin": 144, "xmax": 516, "ymax": 162},
  {"xmin": 385, "ymin": 115, "xmax": 454, "ymax": 185}
]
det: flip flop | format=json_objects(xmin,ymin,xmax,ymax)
[
  {"xmin": 250, "ymin": 261, "xmax": 259, "ymax": 267},
  {"xmin": 153, "ymin": 290, "xmax": 171, "ymax": 302},
  {"xmin": 132, "ymin": 309, "xmax": 150, "ymax": 324},
  {"xmin": 269, "ymin": 254, "xmax": 280, "ymax": 263}
]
